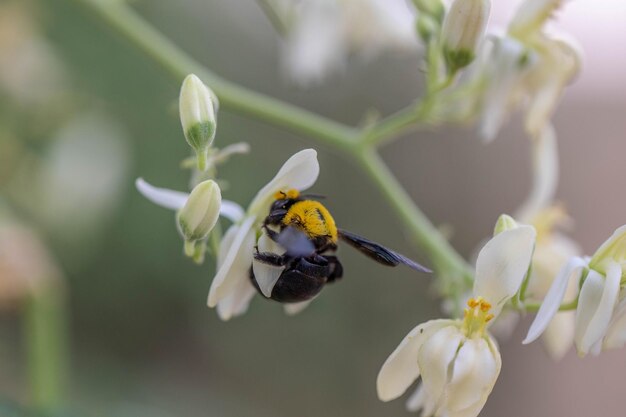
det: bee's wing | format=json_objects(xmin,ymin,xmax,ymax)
[
  {"xmin": 338, "ymin": 229, "xmax": 431, "ymax": 273},
  {"xmin": 277, "ymin": 226, "xmax": 316, "ymax": 257}
]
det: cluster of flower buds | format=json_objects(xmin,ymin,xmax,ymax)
[{"xmin": 137, "ymin": 74, "xmax": 245, "ymax": 264}]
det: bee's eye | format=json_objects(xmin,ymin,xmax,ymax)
[{"xmin": 271, "ymin": 200, "xmax": 287, "ymax": 211}]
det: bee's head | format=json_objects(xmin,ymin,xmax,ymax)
[{"xmin": 271, "ymin": 189, "xmax": 301, "ymax": 212}]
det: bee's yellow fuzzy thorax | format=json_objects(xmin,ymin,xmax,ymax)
[{"xmin": 282, "ymin": 200, "xmax": 338, "ymax": 243}]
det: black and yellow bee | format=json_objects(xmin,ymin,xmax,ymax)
[{"xmin": 251, "ymin": 189, "xmax": 431, "ymax": 303}]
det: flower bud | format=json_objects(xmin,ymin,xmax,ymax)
[
  {"xmin": 416, "ymin": 14, "xmax": 440, "ymax": 43},
  {"xmin": 588, "ymin": 225, "xmax": 626, "ymax": 277},
  {"xmin": 177, "ymin": 180, "xmax": 221, "ymax": 243},
  {"xmin": 493, "ymin": 214, "xmax": 519, "ymax": 236},
  {"xmin": 179, "ymin": 74, "xmax": 219, "ymax": 171},
  {"xmin": 441, "ymin": 0, "xmax": 491, "ymax": 73},
  {"xmin": 413, "ymin": 0, "xmax": 445, "ymax": 22}
]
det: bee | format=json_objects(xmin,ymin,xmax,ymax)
[{"xmin": 251, "ymin": 189, "xmax": 431, "ymax": 303}]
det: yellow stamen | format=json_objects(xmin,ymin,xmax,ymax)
[{"xmin": 462, "ymin": 297, "xmax": 493, "ymax": 337}]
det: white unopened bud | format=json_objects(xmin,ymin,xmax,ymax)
[
  {"xmin": 494, "ymin": 214, "xmax": 519, "ymax": 236},
  {"xmin": 179, "ymin": 74, "xmax": 219, "ymax": 171},
  {"xmin": 441, "ymin": 0, "xmax": 491, "ymax": 73},
  {"xmin": 177, "ymin": 180, "xmax": 221, "ymax": 244}
]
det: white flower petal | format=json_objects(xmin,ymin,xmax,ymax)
[
  {"xmin": 515, "ymin": 125, "xmax": 558, "ymax": 221},
  {"xmin": 473, "ymin": 225, "xmax": 536, "ymax": 316},
  {"xmin": 219, "ymin": 200, "xmax": 245, "ymax": 223},
  {"xmin": 603, "ymin": 296, "xmax": 626, "ymax": 350},
  {"xmin": 248, "ymin": 149, "xmax": 319, "ymax": 218},
  {"xmin": 377, "ymin": 319, "xmax": 454, "ymax": 402},
  {"xmin": 446, "ymin": 337, "xmax": 500, "ymax": 412},
  {"xmin": 418, "ymin": 326, "xmax": 464, "ymax": 410},
  {"xmin": 589, "ymin": 224, "xmax": 626, "ymax": 275},
  {"xmin": 252, "ymin": 231, "xmax": 286, "ymax": 298},
  {"xmin": 541, "ymin": 310, "xmax": 575, "ymax": 360},
  {"xmin": 284, "ymin": 299, "xmax": 314, "ymax": 316},
  {"xmin": 523, "ymin": 256, "xmax": 586, "ymax": 344},
  {"xmin": 216, "ymin": 276, "xmax": 256, "ymax": 321},
  {"xmin": 575, "ymin": 262, "xmax": 621, "ymax": 355},
  {"xmin": 524, "ymin": 37, "xmax": 582, "ymax": 137},
  {"xmin": 406, "ymin": 384, "xmax": 437, "ymax": 416},
  {"xmin": 444, "ymin": 336, "xmax": 501, "ymax": 417},
  {"xmin": 207, "ymin": 216, "xmax": 256, "ymax": 308},
  {"xmin": 135, "ymin": 178, "xmax": 188, "ymax": 210},
  {"xmin": 478, "ymin": 36, "xmax": 529, "ymax": 142}
]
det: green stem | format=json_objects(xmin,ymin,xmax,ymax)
[
  {"xmin": 68, "ymin": 0, "xmax": 473, "ymax": 287},
  {"xmin": 255, "ymin": 0, "xmax": 289, "ymax": 36},
  {"xmin": 24, "ymin": 283, "xmax": 68, "ymax": 412},
  {"xmin": 355, "ymin": 148, "xmax": 473, "ymax": 284},
  {"xmin": 72, "ymin": 0, "xmax": 358, "ymax": 153},
  {"xmin": 524, "ymin": 298, "xmax": 578, "ymax": 313}
]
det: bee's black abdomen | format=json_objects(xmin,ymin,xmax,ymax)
[
  {"xmin": 270, "ymin": 269, "xmax": 327, "ymax": 302},
  {"xmin": 249, "ymin": 257, "xmax": 330, "ymax": 303}
]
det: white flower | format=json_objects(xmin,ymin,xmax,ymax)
[
  {"xmin": 377, "ymin": 220, "xmax": 535, "ymax": 416},
  {"xmin": 136, "ymin": 149, "xmax": 319, "ymax": 320},
  {"xmin": 470, "ymin": 0, "xmax": 581, "ymax": 142},
  {"xmin": 279, "ymin": 0, "xmax": 418, "ymax": 84},
  {"xmin": 524, "ymin": 225, "xmax": 626, "ymax": 356},
  {"xmin": 209, "ymin": 149, "xmax": 319, "ymax": 320}
]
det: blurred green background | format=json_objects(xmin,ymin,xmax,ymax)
[{"xmin": 1, "ymin": 1, "xmax": 626, "ymax": 416}]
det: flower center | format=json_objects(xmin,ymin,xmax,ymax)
[{"xmin": 462, "ymin": 297, "xmax": 494, "ymax": 337}]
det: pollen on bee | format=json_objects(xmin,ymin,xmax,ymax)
[
  {"xmin": 283, "ymin": 200, "xmax": 338, "ymax": 242},
  {"xmin": 274, "ymin": 189, "xmax": 300, "ymax": 200}
]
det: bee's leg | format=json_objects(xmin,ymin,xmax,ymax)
[
  {"xmin": 324, "ymin": 256, "xmax": 344, "ymax": 282},
  {"xmin": 254, "ymin": 251, "xmax": 290, "ymax": 267},
  {"xmin": 261, "ymin": 225, "xmax": 282, "ymax": 243}
]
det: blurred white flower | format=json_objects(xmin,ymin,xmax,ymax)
[
  {"xmin": 378, "ymin": 219, "xmax": 535, "ymax": 416},
  {"xmin": 524, "ymin": 225, "xmax": 626, "ymax": 356},
  {"xmin": 469, "ymin": 0, "xmax": 581, "ymax": 141},
  {"xmin": 0, "ymin": 2, "xmax": 66, "ymax": 104},
  {"xmin": 278, "ymin": 0, "xmax": 418, "ymax": 84},
  {"xmin": 23, "ymin": 113, "xmax": 130, "ymax": 243},
  {"xmin": 0, "ymin": 219, "xmax": 61, "ymax": 309}
]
